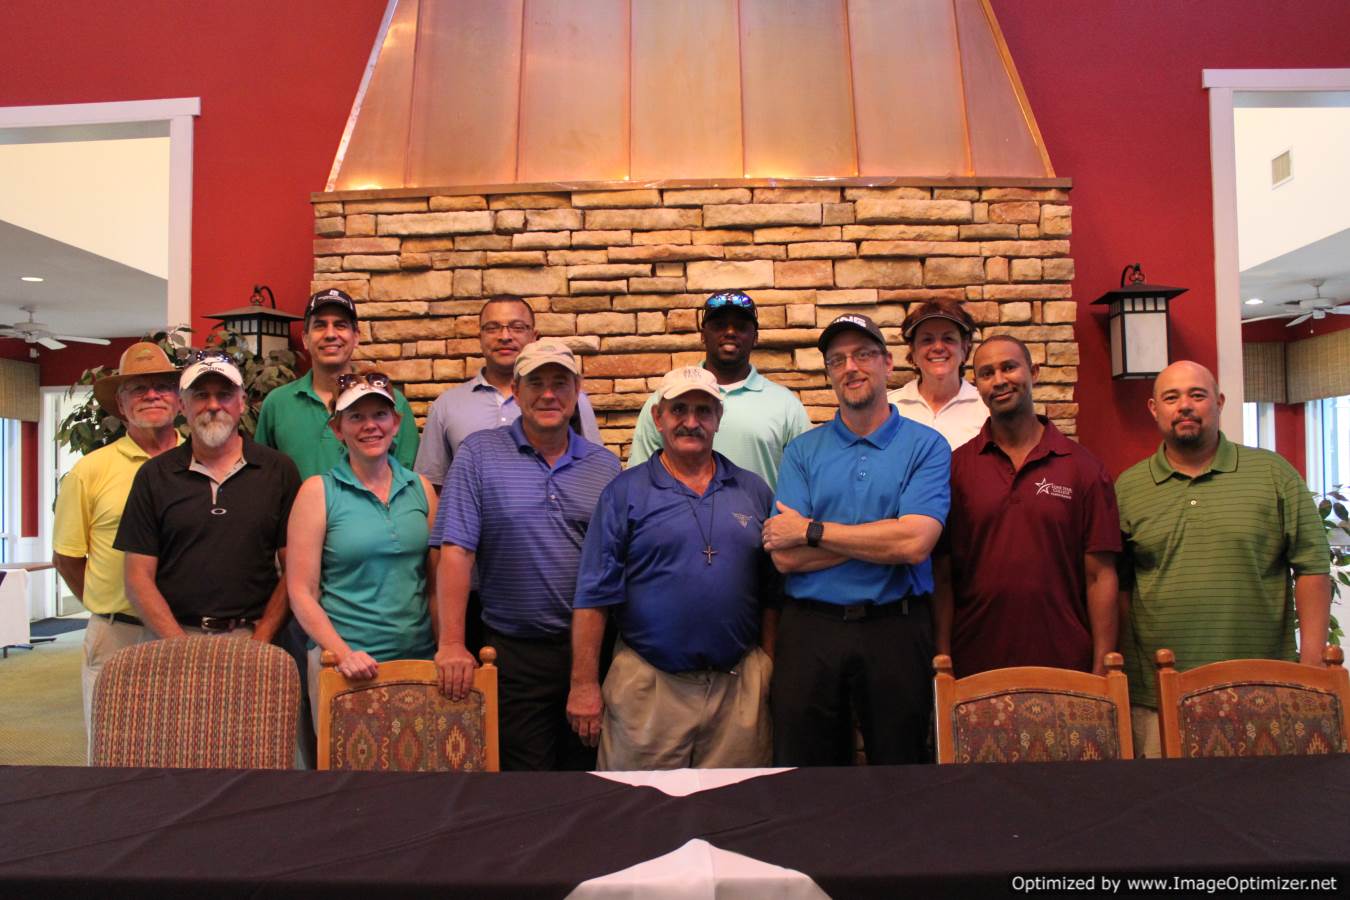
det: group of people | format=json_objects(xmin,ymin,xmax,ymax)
[{"xmin": 53, "ymin": 286, "xmax": 1332, "ymax": 769}]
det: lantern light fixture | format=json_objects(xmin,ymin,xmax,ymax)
[
  {"xmin": 1092, "ymin": 263, "xmax": 1187, "ymax": 380},
  {"xmin": 203, "ymin": 285, "xmax": 300, "ymax": 360}
]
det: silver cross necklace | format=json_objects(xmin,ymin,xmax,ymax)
[{"xmin": 660, "ymin": 453, "xmax": 717, "ymax": 565}]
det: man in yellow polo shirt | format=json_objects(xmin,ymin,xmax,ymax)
[{"xmin": 52, "ymin": 342, "xmax": 182, "ymax": 752}]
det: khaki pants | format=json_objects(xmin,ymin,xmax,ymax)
[
  {"xmin": 598, "ymin": 642, "xmax": 772, "ymax": 771},
  {"xmin": 82, "ymin": 615, "xmax": 150, "ymax": 762},
  {"xmin": 1131, "ymin": 705, "xmax": 1161, "ymax": 759}
]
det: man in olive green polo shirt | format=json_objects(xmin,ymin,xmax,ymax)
[
  {"xmin": 254, "ymin": 289, "xmax": 418, "ymax": 479},
  {"xmin": 52, "ymin": 342, "xmax": 183, "ymax": 753},
  {"xmin": 1116, "ymin": 360, "xmax": 1331, "ymax": 757}
]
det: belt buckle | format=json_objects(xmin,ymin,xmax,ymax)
[
  {"xmin": 199, "ymin": 617, "xmax": 231, "ymax": 633},
  {"xmin": 842, "ymin": 603, "xmax": 867, "ymax": 622}
]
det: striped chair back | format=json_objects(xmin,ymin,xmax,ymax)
[{"xmin": 91, "ymin": 636, "xmax": 299, "ymax": 769}]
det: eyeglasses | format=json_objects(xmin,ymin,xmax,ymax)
[
  {"xmin": 824, "ymin": 347, "xmax": 885, "ymax": 371},
  {"xmin": 118, "ymin": 380, "xmax": 179, "ymax": 398},
  {"xmin": 336, "ymin": 371, "xmax": 391, "ymax": 392},
  {"xmin": 480, "ymin": 321, "xmax": 532, "ymax": 336},
  {"xmin": 174, "ymin": 348, "xmax": 235, "ymax": 365}
]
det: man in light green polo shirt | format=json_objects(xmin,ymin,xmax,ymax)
[
  {"xmin": 254, "ymin": 289, "xmax": 418, "ymax": 479},
  {"xmin": 53, "ymin": 342, "xmax": 183, "ymax": 752},
  {"xmin": 1116, "ymin": 360, "xmax": 1330, "ymax": 757},
  {"xmin": 628, "ymin": 291, "xmax": 809, "ymax": 488}
]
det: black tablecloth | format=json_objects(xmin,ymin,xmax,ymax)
[{"xmin": 1, "ymin": 758, "xmax": 1347, "ymax": 898}]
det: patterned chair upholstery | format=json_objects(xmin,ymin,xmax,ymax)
[
  {"xmin": 317, "ymin": 649, "xmax": 499, "ymax": 772},
  {"xmin": 91, "ymin": 636, "xmax": 299, "ymax": 769},
  {"xmin": 934, "ymin": 653, "xmax": 1133, "ymax": 763},
  {"xmin": 1154, "ymin": 646, "xmax": 1349, "ymax": 759}
]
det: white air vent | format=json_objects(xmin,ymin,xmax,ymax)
[{"xmin": 1271, "ymin": 150, "xmax": 1292, "ymax": 187}]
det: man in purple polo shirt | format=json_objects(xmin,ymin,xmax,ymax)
[
  {"xmin": 933, "ymin": 335, "xmax": 1120, "ymax": 677},
  {"xmin": 433, "ymin": 339, "xmax": 619, "ymax": 771}
]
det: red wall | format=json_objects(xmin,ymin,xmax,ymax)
[
  {"xmin": 992, "ymin": 0, "xmax": 1350, "ymax": 474},
  {"xmin": 4, "ymin": 0, "xmax": 1350, "ymax": 482}
]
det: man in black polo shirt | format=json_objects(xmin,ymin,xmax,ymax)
[{"xmin": 117, "ymin": 353, "xmax": 301, "ymax": 640}]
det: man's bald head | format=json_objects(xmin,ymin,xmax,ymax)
[{"xmin": 1147, "ymin": 359, "xmax": 1224, "ymax": 453}]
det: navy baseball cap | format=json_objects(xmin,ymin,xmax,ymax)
[
  {"xmin": 305, "ymin": 288, "xmax": 358, "ymax": 323},
  {"xmin": 817, "ymin": 313, "xmax": 886, "ymax": 352}
]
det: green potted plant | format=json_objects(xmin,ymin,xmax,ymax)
[{"xmin": 1317, "ymin": 486, "xmax": 1348, "ymax": 648}]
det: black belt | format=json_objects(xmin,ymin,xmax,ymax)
[
  {"xmin": 174, "ymin": 615, "xmax": 256, "ymax": 633},
  {"xmin": 98, "ymin": 612, "xmax": 143, "ymax": 627},
  {"xmin": 788, "ymin": 595, "xmax": 925, "ymax": 621}
]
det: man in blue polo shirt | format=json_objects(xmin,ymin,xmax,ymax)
[
  {"xmin": 627, "ymin": 291, "xmax": 810, "ymax": 489},
  {"xmin": 569, "ymin": 366, "xmax": 778, "ymax": 770},
  {"xmin": 433, "ymin": 340, "xmax": 619, "ymax": 771},
  {"xmin": 763, "ymin": 313, "xmax": 950, "ymax": 766}
]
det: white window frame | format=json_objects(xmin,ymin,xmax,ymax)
[{"xmin": 0, "ymin": 97, "xmax": 200, "ymax": 331}]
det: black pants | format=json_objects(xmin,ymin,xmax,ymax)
[
  {"xmin": 484, "ymin": 625, "xmax": 596, "ymax": 772},
  {"xmin": 770, "ymin": 598, "xmax": 934, "ymax": 766}
]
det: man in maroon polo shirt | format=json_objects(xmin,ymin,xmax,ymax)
[{"xmin": 933, "ymin": 335, "xmax": 1120, "ymax": 677}]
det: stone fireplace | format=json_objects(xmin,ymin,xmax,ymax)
[{"xmin": 311, "ymin": 179, "xmax": 1076, "ymax": 458}]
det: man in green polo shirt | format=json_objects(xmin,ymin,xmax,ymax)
[
  {"xmin": 1116, "ymin": 360, "xmax": 1330, "ymax": 757},
  {"xmin": 254, "ymin": 288, "xmax": 418, "ymax": 479},
  {"xmin": 628, "ymin": 291, "xmax": 809, "ymax": 489}
]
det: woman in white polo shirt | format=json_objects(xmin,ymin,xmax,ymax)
[{"xmin": 886, "ymin": 300, "xmax": 987, "ymax": 450}]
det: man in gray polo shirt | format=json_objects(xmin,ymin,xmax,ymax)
[{"xmin": 415, "ymin": 297, "xmax": 602, "ymax": 490}]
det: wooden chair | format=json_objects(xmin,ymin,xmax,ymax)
[
  {"xmin": 934, "ymin": 653, "xmax": 1134, "ymax": 763},
  {"xmin": 1154, "ymin": 646, "xmax": 1349, "ymax": 759},
  {"xmin": 317, "ymin": 647, "xmax": 499, "ymax": 772},
  {"xmin": 90, "ymin": 636, "xmax": 299, "ymax": 769}
]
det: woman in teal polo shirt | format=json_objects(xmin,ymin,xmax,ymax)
[{"xmin": 286, "ymin": 372, "xmax": 439, "ymax": 722}]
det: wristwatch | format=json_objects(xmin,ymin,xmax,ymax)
[{"xmin": 806, "ymin": 520, "xmax": 824, "ymax": 548}]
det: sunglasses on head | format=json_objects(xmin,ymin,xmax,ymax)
[
  {"xmin": 704, "ymin": 291, "xmax": 754, "ymax": 312},
  {"xmin": 336, "ymin": 371, "xmax": 391, "ymax": 392}
]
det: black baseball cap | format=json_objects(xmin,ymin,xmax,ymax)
[
  {"xmin": 817, "ymin": 313, "xmax": 886, "ymax": 352},
  {"xmin": 701, "ymin": 290, "xmax": 757, "ymax": 323},
  {"xmin": 305, "ymin": 288, "xmax": 358, "ymax": 323}
]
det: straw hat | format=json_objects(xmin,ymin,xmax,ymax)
[{"xmin": 93, "ymin": 343, "xmax": 180, "ymax": 416}]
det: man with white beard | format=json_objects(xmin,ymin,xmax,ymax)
[{"xmin": 116, "ymin": 352, "xmax": 301, "ymax": 640}]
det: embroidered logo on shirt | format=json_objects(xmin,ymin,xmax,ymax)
[
  {"xmin": 732, "ymin": 512, "xmax": 752, "ymax": 528},
  {"xmin": 1034, "ymin": 478, "xmax": 1073, "ymax": 500}
]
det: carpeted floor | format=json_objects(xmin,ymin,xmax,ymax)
[{"xmin": 0, "ymin": 628, "xmax": 87, "ymax": 766}]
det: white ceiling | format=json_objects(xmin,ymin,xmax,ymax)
[
  {"xmin": 1239, "ymin": 226, "xmax": 1350, "ymax": 320},
  {"xmin": 0, "ymin": 220, "xmax": 166, "ymax": 339}
]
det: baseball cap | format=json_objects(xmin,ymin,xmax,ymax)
[
  {"xmin": 816, "ymin": 313, "xmax": 887, "ymax": 352},
  {"xmin": 180, "ymin": 353, "xmax": 244, "ymax": 392},
  {"xmin": 701, "ymin": 290, "xmax": 757, "ymax": 322},
  {"xmin": 901, "ymin": 300, "xmax": 975, "ymax": 343},
  {"xmin": 513, "ymin": 339, "xmax": 581, "ymax": 379},
  {"xmin": 305, "ymin": 288, "xmax": 358, "ymax": 323},
  {"xmin": 656, "ymin": 366, "xmax": 722, "ymax": 403},
  {"xmin": 332, "ymin": 372, "xmax": 396, "ymax": 415},
  {"xmin": 93, "ymin": 342, "xmax": 180, "ymax": 415}
]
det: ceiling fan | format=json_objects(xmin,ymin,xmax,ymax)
[
  {"xmin": 1245, "ymin": 280, "xmax": 1350, "ymax": 326},
  {"xmin": 0, "ymin": 305, "xmax": 112, "ymax": 350}
]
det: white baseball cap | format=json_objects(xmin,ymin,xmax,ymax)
[
  {"xmin": 180, "ymin": 355, "xmax": 243, "ymax": 392},
  {"xmin": 656, "ymin": 366, "xmax": 722, "ymax": 403}
]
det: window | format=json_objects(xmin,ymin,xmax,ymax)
[
  {"xmin": 1305, "ymin": 395, "xmax": 1350, "ymax": 497},
  {"xmin": 1242, "ymin": 401, "xmax": 1276, "ymax": 451}
]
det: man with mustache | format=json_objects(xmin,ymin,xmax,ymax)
[
  {"xmin": 569, "ymin": 366, "xmax": 777, "ymax": 769},
  {"xmin": 434, "ymin": 340, "xmax": 619, "ymax": 771},
  {"xmin": 932, "ymin": 335, "xmax": 1120, "ymax": 678},
  {"xmin": 116, "ymin": 354, "xmax": 301, "ymax": 642},
  {"xmin": 1116, "ymin": 360, "xmax": 1330, "ymax": 757},
  {"xmin": 763, "ymin": 314, "xmax": 950, "ymax": 766},
  {"xmin": 53, "ymin": 342, "xmax": 182, "ymax": 749},
  {"xmin": 627, "ymin": 291, "xmax": 809, "ymax": 489}
]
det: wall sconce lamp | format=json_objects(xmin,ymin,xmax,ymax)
[
  {"xmin": 1092, "ymin": 263, "xmax": 1187, "ymax": 380},
  {"xmin": 203, "ymin": 285, "xmax": 300, "ymax": 360}
]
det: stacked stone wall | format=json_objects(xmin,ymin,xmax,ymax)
[{"xmin": 311, "ymin": 184, "xmax": 1077, "ymax": 458}]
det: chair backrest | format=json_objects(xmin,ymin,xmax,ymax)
[
  {"xmin": 91, "ymin": 636, "xmax": 299, "ymax": 768},
  {"xmin": 1154, "ymin": 645, "xmax": 1349, "ymax": 759},
  {"xmin": 933, "ymin": 653, "xmax": 1134, "ymax": 763},
  {"xmin": 317, "ymin": 648, "xmax": 499, "ymax": 772}
]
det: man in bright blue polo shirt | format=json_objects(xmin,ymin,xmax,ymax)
[
  {"xmin": 433, "ymin": 339, "xmax": 619, "ymax": 771},
  {"xmin": 763, "ymin": 313, "xmax": 950, "ymax": 766},
  {"xmin": 627, "ymin": 291, "xmax": 810, "ymax": 489},
  {"xmin": 569, "ymin": 366, "xmax": 778, "ymax": 770}
]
